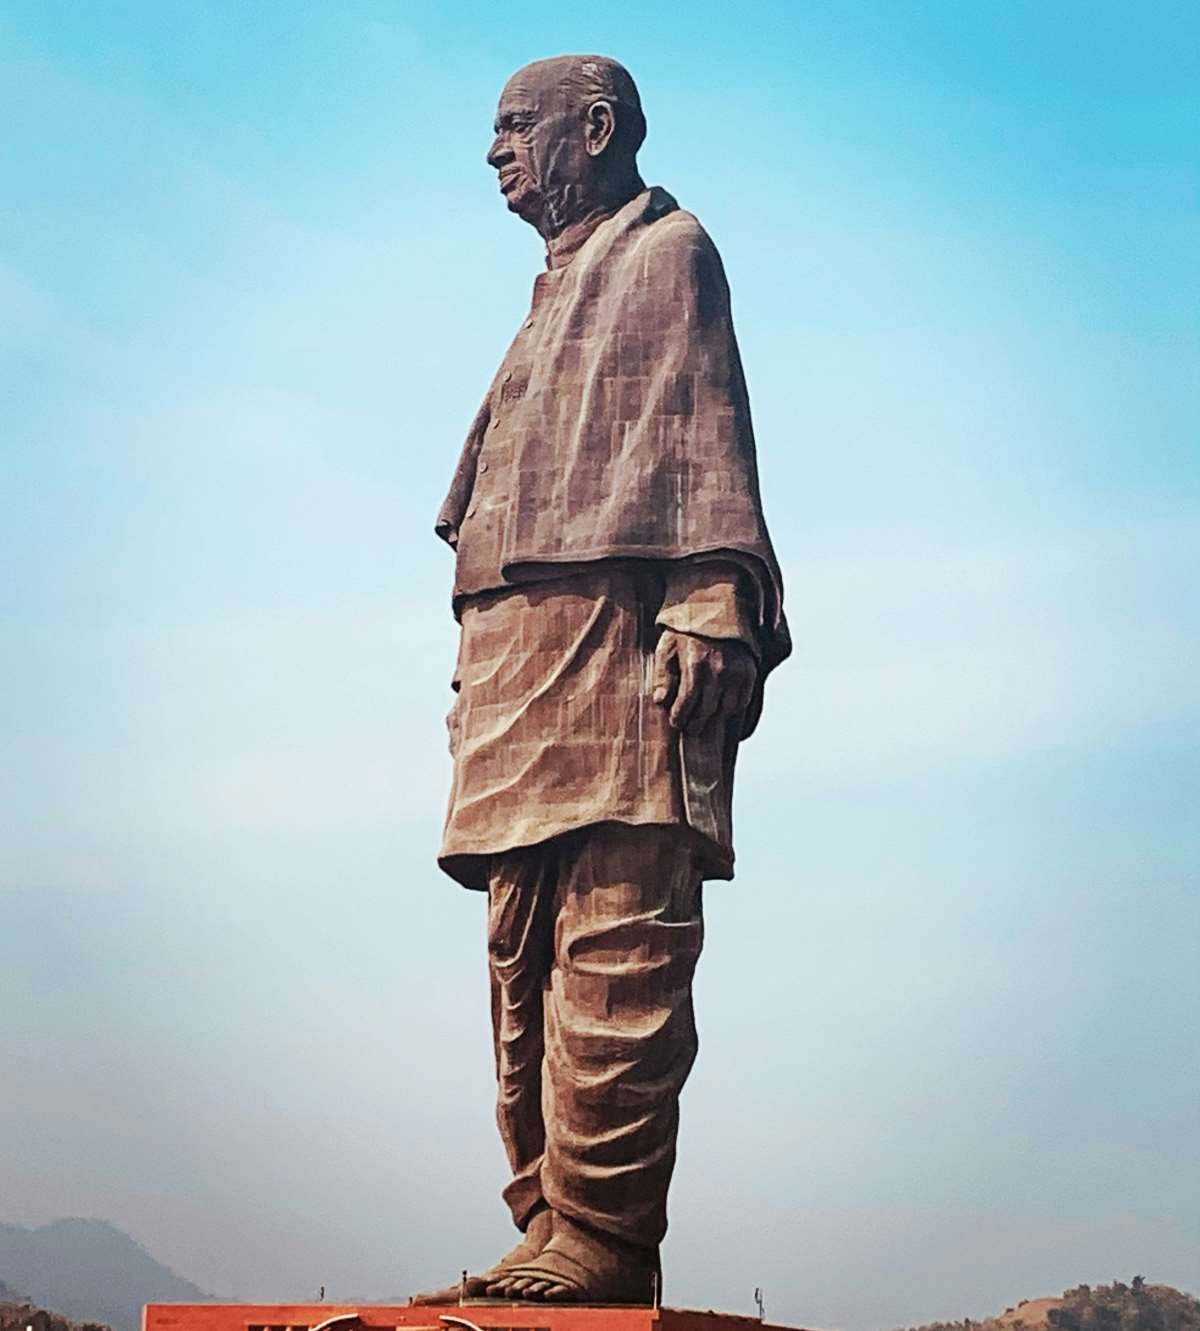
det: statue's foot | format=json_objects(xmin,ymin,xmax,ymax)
[
  {"xmin": 485, "ymin": 1213, "xmax": 658, "ymax": 1304},
  {"xmin": 409, "ymin": 1208, "xmax": 553, "ymax": 1305}
]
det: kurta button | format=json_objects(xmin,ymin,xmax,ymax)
[
  {"xmin": 524, "ymin": 318, "xmax": 534, "ymax": 329},
  {"xmin": 479, "ymin": 461, "xmax": 489, "ymax": 473},
  {"xmin": 491, "ymin": 418, "xmax": 501, "ymax": 429},
  {"xmin": 503, "ymin": 370, "xmax": 513, "ymax": 382}
]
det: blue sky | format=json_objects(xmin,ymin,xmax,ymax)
[{"xmin": 1, "ymin": 3, "xmax": 1197, "ymax": 1327}]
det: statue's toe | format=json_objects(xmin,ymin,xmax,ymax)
[{"xmin": 410, "ymin": 1281, "xmax": 471, "ymax": 1305}]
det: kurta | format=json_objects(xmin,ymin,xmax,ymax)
[
  {"xmin": 437, "ymin": 185, "xmax": 785, "ymax": 889},
  {"xmin": 439, "ymin": 563, "xmax": 757, "ymax": 889}
]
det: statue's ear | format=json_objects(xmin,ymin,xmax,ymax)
[{"xmin": 584, "ymin": 99, "xmax": 616, "ymax": 157}]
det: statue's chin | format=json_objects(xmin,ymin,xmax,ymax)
[{"xmin": 505, "ymin": 187, "xmax": 543, "ymax": 228}]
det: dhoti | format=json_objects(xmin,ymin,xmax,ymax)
[{"xmin": 488, "ymin": 822, "xmax": 703, "ymax": 1250}]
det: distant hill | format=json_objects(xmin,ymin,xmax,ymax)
[
  {"xmin": 904, "ymin": 1280, "xmax": 1200, "ymax": 1331},
  {"xmin": 0, "ymin": 1220, "xmax": 210, "ymax": 1331}
]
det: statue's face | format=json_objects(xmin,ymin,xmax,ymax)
[{"xmin": 486, "ymin": 63, "xmax": 592, "ymax": 234}]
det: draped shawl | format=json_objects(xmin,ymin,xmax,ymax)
[{"xmin": 437, "ymin": 185, "xmax": 790, "ymax": 675}]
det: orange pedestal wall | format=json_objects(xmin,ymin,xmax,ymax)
[{"xmin": 144, "ymin": 1304, "xmax": 811, "ymax": 1331}]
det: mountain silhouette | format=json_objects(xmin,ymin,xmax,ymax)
[{"xmin": 0, "ymin": 1219, "xmax": 211, "ymax": 1331}]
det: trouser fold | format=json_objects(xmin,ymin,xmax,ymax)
[{"xmin": 488, "ymin": 822, "xmax": 704, "ymax": 1250}]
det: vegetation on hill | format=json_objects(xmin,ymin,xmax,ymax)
[
  {"xmin": 904, "ymin": 1280, "xmax": 1200, "ymax": 1331},
  {"xmin": 0, "ymin": 1282, "xmax": 112, "ymax": 1331},
  {"xmin": 1048, "ymin": 1282, "xmax": 1200, "ymax": 1331}
]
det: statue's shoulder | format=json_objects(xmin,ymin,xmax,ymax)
[
  {"xmin": 621, "ymin": 200, "xmax": 727, "ymax": 311},
  {"xmin": 638, "ymin": 191, "xmax": 711, "ymax": 247},
  {"xmin": 629, "ymin": 191, "xmax": 722, "ymax": 276}
]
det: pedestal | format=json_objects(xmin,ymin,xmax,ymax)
[{"xmin": 145, "ymin": 1303, "xmax": 813, "ymax": 1331}]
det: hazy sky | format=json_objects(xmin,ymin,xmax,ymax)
[{"xmin": 2, "ymin": 3, "xmax": 1197, "ymax": 1328}]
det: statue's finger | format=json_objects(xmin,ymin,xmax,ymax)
[
  {"xmin": 669, "ymin": 652, "xmax": 699, "ymax": 728},
  {"xmin": 685, "ymin": 672, "xmax": 721, "ymax": 734},
  {"xmin": 651, "ymin": 634, "xmax": 679, "ymax": 704}
]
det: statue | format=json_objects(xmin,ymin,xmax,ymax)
[{"xmin": 414, "ymin": 54, "xmax": 789, "ymax": 1307}]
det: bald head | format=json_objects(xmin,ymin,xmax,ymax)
[
  {"xmin": 486, "ymin": 54, "xmax": 647, "ymax": 239},
  {"xmin": 507, "ymin": 55, "xmax": 646, "ymax": 155}
]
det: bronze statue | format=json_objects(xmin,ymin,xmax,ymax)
[{"xmin": 415, "ymin": 54, "xmax": 789, "ymax": 1307}]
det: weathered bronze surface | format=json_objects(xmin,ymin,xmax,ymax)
[{"xmin": 418, "ymin": 54, "xmax": 788, "ymax": 1307}]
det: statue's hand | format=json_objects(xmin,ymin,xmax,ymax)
[{"xmin": 652, "ymin": 629, "xmax": 757, "ymax": 734}]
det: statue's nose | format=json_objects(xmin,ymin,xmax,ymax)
[{"xmin": 486, "ymin": 135, "xmax": 511, "ymax": 169}]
